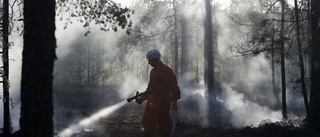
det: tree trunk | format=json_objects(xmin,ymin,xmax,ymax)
[
  {"xmin": 196, "ymin": 24, "xmax": 199, "ymax": 83},
  {"xmin": 294, "ymin": 0, "xmax": 311, "ymax": 120},
  {"xmin": 87, "ymin": 45, "xmax": 91, "ymax": 85},
  {"xmin": 180, "ymin": 3, "xmax": 189, "ymax": 81},
  {"xmin": 280, "ymin": 0, "xmax": 287, "ymax": 120},
  {"xmin": 173, "ymin": 0, "xmax": 179, "ymax": 76},
  {"xmin": 309, "ymin": 0, "xmax": 320, "ymax": 129},
  {"xmin": 307, "ymin": 0, "xmax": 312, "ymax": 78},
  {"xmin": 2, "ymin": 0, "xmax": 11, "ymax": 136},
  {"xmin": 21, "ymin": 0, "xmax": 56, "ymax": 136},
  {"xmin": 204, "ymin": 0, "xmax": 218, "ymax": 127},
  {"xmin": 271, "ymin": 24, "xmax": 279, "ymax": 110},
  {"xmin": 204, "ymin": 0, "xmax": 214, "ymax": 93}
]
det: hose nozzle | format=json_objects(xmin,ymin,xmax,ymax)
[{"xmin": 127, "ymin": 91, "xmax": 140, "ymax": 103}]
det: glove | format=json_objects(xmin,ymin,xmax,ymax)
[
  {"xmin": 135, "ymin": 94, "xmax": 146, "ymax": 105},
  {"xmin": 171, "ymin": 101, "xmax": 178, "ymax": 110}
]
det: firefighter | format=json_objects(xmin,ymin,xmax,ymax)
[{"xmin": 139, "ymin": 48, "xmax": 181, "ymax": 137}]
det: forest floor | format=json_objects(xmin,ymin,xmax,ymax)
[
  {"xmin": 50, "ymin": 102, "xmax": 320, "ymax": 137},
  {"xmin": 2, "ymin": 88, "xmax": 320, "ymax": 137},
  {"xmin": 3, "ymin": 108, "xmax": 320, "ymax": 137}
]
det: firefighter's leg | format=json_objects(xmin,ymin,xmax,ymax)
[
  {"xmin": 158, "ymin": 114, "xmax": 171, "ymax": 137},
  {"xmin": 143, "ymin": 123, "xmax": 156, "ymax": 137},
  {"xmin": 143, "ymin": 102, "xmax": 157, "ymax": 137},
  {"xmin": 158, "ymin": 101, "xmax": 171, "ymax": 137}
]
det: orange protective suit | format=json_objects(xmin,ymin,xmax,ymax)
[{"xmin": 142, "ymin": 61, "xmax": 180, "ymax": 137}]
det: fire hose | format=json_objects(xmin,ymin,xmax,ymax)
[{"xmin": 170, "ymin": 106, "xmax": 177, "ymax": 137}]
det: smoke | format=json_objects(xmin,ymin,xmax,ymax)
[
  {"xmin": 53, "ymin": 1, "xmax": 152, "ymax": 133},
  {"xmin": 7, "ymin": 38, "xmax": 23, "ymax": 132},
  {"xmin": 0, "ymin": 26, "xmax": 23, "ymax": 131},
  {"xmin": 117, "ymin": 75, "xmax": 148, "ymax": 99},
  {"xmin": 0, "ymin": 0, "xmax": 306, "ymax": 135},
  {"xmin": 221, "ymin": 84, "xmax": 282, "ymax": 127},
  {"xmin": 171, "ymin": 0, "xmax": 307, "ymax": 128}
]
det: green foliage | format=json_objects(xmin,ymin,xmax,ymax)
[{"xmin": 56, "ymin": 0, "xmax": 133, "ymax": 35}]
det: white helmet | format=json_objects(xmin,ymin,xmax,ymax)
[{"xmin": 146, "ymin": 48, "xmax": 161, "ymax": 60}]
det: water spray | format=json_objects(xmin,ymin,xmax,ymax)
[
  {"xmin": 57, "ymin": 91, "xmax": 147, "ymax": 137},
  {"xmin": 57, "ymin": 100, "xmax": 128, "ymax": 137}
]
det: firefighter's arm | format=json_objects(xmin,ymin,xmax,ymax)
[
  {"xmin": 136, "ymin": 70, "xmax": 157, "ymax": 105},
  {"xmin": 172, "ymin": 100, "xmax": 178, "ymax": 110},
  {"xmin": 171, "ymin": 87, "xmax": 180, "ymax": 110},
  {"xmin": 135, "ymin": 92, "xmax": 146, "ymax": 104},
  {"xmin": 171, "ymin": 86, "xmax": 180, "ymax": 101},
  {"xmin": 144, "ymin": 69, "xmax": 158, "ymax": 97},
  {"xmin": 169, "ymin": 72, "xmax": 181, "ymax": 101},
  {"xmin": 168, "ymin": 72, "xmax": 180, "ymax": 110}
]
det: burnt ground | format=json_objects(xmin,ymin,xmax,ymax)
[
  {"xmin": 3, "ymin": 106, "xmax": 320, "ymax": 137},
  {"xmin": 51, "ymin": 102, "xmax": 320, "ymax": 137},
  {"xmin": 3, "ymin": 88, "xmax": 320, "ymax": 137}
]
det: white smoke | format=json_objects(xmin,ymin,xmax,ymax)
[
  {"xmin": 0, "ymin": 26, "xmax": 23, "ymax": 132},
  {"xmin": 221, "ymin": 84, "xmax": 282, "ymax": 127},
  {"xmin": 118, "ymin": 75, "xmax": 148, "ymax": 99}
]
